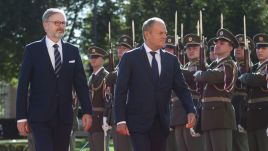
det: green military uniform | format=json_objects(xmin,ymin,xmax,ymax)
[
  {"xmin": 104, "ymin": 35, "xmax": 133, "ymax": 151},
  {"xmin": 87, "ymin": 46, "xmax": 109, "ymax": 151},
  {"xmin": 164, "ymin": 35, "xmax": 178, "ymax": 151},
  {"xmin": 170, "ymin": 34, "xmax": 204, "ymax": 151},
  {"xmin": 231, "ymin": 34, "xmax": 254, "ymax": 151},
  {"xmin": 239, "ymin": 33, "xmax": 268, "ymax": 151},
  {"xmin": 195, "ymin": 28, "xmax": 238, "ymax": 151}
]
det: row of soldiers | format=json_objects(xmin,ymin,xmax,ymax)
[{"xmin": 81, "ymin": 27, "xmax": 268, "ymax": 151}]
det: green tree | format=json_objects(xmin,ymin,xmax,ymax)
[{"xmin": 0, "ymin": 0, "xmax": 89, "ymax": 82}]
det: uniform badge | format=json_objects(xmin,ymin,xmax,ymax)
[
  {"xmin": 239, "ymin": 37, "xmax": 243, "ymax": 42},
  {"xmin": 168, "ymin": 38, "xmax": 172, "ymax": 43},
  {"xmin": 92, "ymin": 48, "xmax": 96, "ymax": 53},
  {"xmin": 188, "ymin": 37, "xmax": 192, "ymax": 42},
  {"xmin": 259, "ymin": 36, "xmax": 264, "ymax": 42},
  {"xmin": 123, "ymin": 38, "xmax": 127, "ymax": 42},
  {"xmin": 220, "ymin": 31, "xmax": 224, "ymax": 36}
]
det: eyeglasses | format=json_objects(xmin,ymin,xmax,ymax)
[{"xmin": 46, "ymin": 20, "xmax": 66, "ymax": 26}]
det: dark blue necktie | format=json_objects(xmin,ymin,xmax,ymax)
[
  {"xmin": 150, "ymin": 51, "xmax": 159, "ymax": 85},
  {"xmin": 53, "ymin": 44, "xmax": 62, "ymax": 77}
]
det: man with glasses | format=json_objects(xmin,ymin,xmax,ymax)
[{"xmin": 16, "ymin": 8, "xmax": 92, "ymax": 151}]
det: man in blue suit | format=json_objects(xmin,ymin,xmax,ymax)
[
  {"xmin": 114, "ymin": 17, "xmax": 196, "ymax": 151},
  {"xmin": 16, "ymin": 8, "xmax": 92, "ymax": 151}
]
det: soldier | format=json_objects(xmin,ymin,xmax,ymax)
[
  {"xmin": 164, "ymin": 35, "xmax": 177, "ymax": 151},
  {"xmin": 69, "ymin": 91, "xmax": 79, "ymax": 151},
  {"xmin": 103, "ymin": 35, "xmax": 133, "ymax": 151},
  {"xmin": 239, "ymin": 33, "xmax": 268, "ymax": 151},
  {"xmin": 231, "ymin": 34, "xmax": 254, "ymax": 151},
  {"xmin": 87, "ymin": 46, "xmax": 109, "ymax": 151},
  {"xmin": 207, "ymin": 37, "xmax": 217, "ymax": 64},
  {"xmin": 194, "ymin": 28, "xmax": 238, "ymax": 151},
  {"xmin": 171, "ymin": 34, "xmax": 205, "ymax": 151}
]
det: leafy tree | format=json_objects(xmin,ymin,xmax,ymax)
[{"xmin": 1, "ymin": 0, "xmax": 268, "ymax": 83}]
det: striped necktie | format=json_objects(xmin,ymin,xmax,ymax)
[
  {"xmin": 53, "ymin": 44, "xmax": 62, "ymax": 77},
  {"xmin": 150, "ymin": 51, "xmax": 159, "ymax": 85}
]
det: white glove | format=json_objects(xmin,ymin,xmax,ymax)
[
  {"xmin": 190, "ymin": 128, "xmax": 201, "ymax": 137},
  {"xmin": 102, "ymin": 117, "xmax": 111, "ymax": 133},
  {"xmin": 193, "ymin": 70, "xmax": 202, "ymax": 77},
  {"xmin": 238, "ymin": 124, "xmax": 247, "ymax": 134}
]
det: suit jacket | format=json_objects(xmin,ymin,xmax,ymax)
[
  {"xmin": 16, "ymin": 37, "xmax": 92, "ymax": 124},
  {"xmin": 115, "ymin": 45, "xmax": 195, "ymax": 134}
]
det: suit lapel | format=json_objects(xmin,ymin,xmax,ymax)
[
  {"xmin": 41, "ymin": 38, "xmax": 55, "ymax": 75},
  {"xmin": 59, "ymin": 40, "xmax": 67, "ymax": 76},
  {"xmin": 159, "ymin": 49, "xmax": 167, "ymax": 83}
]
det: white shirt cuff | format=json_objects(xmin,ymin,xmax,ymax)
[
  {"xmin": 17, "ymin": 119, "xmax": 27, "ymax": 123},
  {"xmin": 117, "ymin": 121, "xmax": 126, "ymax": 125}
]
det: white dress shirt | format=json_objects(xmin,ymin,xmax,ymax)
[
  {"xmin": 45, "ymin": 36, "xmax": 63, "ymax": 69},
  {"xmin": 144, "ymin": 43, "xmax": 161, "ymax": 75}
]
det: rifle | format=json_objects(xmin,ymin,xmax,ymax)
[
  {"xmin": 194, "ymin": 10, "xmax": 206, "ymax": 134},
  {"xmin": 177, "ymin": 23, "xmax": 186, "ymax": 65},
  {"xmin": 107, "ymin": 21, "xmax": 115, "ymax": 72},
  {"xmin": 174, "ymin": 11, "xmax": 179, "ymax": 58},
  {"xmin": 132, "ymin": 20, "xmax": 137, "ymax": 48},
  {"xmin": 243, "ymin": 15, "xmax": 251, "ymax": 73},
  {"xmin": 199, "ymin": 11, "xmax": 206, "ymax": 72},
  {"xmin": 221, "ymin": 13, "xmax": 223, "ymax": 29}
]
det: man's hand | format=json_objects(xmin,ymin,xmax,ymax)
[
  {"xmin": 82, "ymin": 114, "xmax": 92, "ymax": 131},
  {"xmin": 116, "ymin": 123, "xmax": 130, "ymax": 136},
  {"xmin": 17, "ymin": 121, "xmax": 29, "ymax": 136},
  {"xmin": 185, "ymin": 113, "xmax": 196, "ymax": 128}
]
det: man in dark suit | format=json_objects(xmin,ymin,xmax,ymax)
[
  {"xmin": 114, "ymin": 17, "xmax": 196, "ymax": 151},
  {"xmin": 16, "ymin": 8, "xmax": 92, "ymax": 151}
]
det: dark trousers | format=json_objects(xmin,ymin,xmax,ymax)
[
  {"xmin": 204, "ymin": 129, "xmax": 232, "ymax": 151},
  {"xmin": 130, "ymin": 116, "xmax": 168, "ymax": 151},
  {"xmin": 232, "ymin": 130, "xmax": 249, "ymax": 151},
  {"xmin": 30, "ymin": 114, "xmax": 72, "ymax": 151},
  {"xmin": 174, "ymin": 125, "xmax": 204, "ymax": 151},
  {"xmin": 112, "ymin": 125, "xmax": 133, "ymax": 151},
  {"xmin": 248, "ymin": 128, "xmax": 268, "ymax": 151},
  {"xmin": 165, "ymin": 129, "xmax": 177, "ymax": 151},
  {"xmin": 88, "ymin": 131, "xmax": 104, "ymax": 151}
]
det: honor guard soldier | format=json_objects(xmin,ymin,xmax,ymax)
[
  {"xmin": 164, "ymin": 35, "xmax": 178, "ymax": 151},
  {"xmin": 194, "ymin": 28, "xmax": 238, "ymax": 151},
  {"xmin": 171, "ymin": 34, "xmax": 205, "ymax": 151},
  {"xmin": 164, "ymin": 35, "xmax": 176, "ymax": 54},
  {"xmin": 103, "ymin": 35, "xmax": 133, "ymax": 151},
  {"xmin": 231, "ymin": 34, "xmax": 254, "ymax": 151},
  {"xmin": 87, "ymin": 46, "xmax": 109, "ymax": 151},
  {"xmin": 239, "ymin": 33, "xmax": 268, "ymax": 151},
  {"xmin": 207, "ymin": 37, "xmax": 217, "ymax": 64}
]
